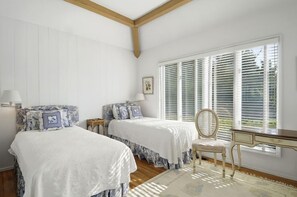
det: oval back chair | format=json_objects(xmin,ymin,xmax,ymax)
[{"xmin": 192, "ymin": 109, "xmax": 226, "ymax": 178}]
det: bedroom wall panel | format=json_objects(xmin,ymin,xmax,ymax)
[
  {"xmin": 0, "ymin": 17, "xmax": 16, "ymax": 170},
  {"xmin": 57, "ymin": 32, "xmax": 71, "ymax": 105},
  {"xmin": 76, "ymin": 37, "xmax": 99, "ymax": 120},
  {"xmin": 14, "ymin": 21, "xmax": 28, "ymax": 106},
  {"xmin": 0, "ymin": 16, "xmax": 137, "ymax": 170},
  {"xmin": 48, "ymin": 29, "xmax": 59, "ymax": 105},
  {"xmin": 38, "ymin": 26, "xmax": 51, "ymax": 105},
  {"xmin": 26, "ymin": 23, "xmax": 40, "ymax": 106},
  {"xmin": 65, "ymin": 35, "xmax": 79, "ymax": 106},
  {"xmin": 0, "ymin": 17, "xmax": 15, "ymax": 91}
]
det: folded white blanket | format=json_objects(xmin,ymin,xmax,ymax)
[
  {"xmin": 10, "ymin": 126, "xmax": 137, "ymax": 197},
  {"xmin": 108, "ymin": 118, "xmax": 197, "ymax": 164}
]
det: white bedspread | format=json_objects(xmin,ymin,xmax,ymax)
[
  {"xmin": 108, "ymin": 118, "xmax": 197, "ymax": 164},
  {"xmin": 10, "ymin": 126, "xmax": 137, "ymax": 197}
]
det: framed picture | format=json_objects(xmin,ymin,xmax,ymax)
[{"xmin": 142, "ymin": 76, "xmax": 154, "ymax": 95}]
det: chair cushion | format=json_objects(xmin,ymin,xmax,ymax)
[{"xmin": 192, "ymin": 138, "xmax": 226, "ymax": 154}]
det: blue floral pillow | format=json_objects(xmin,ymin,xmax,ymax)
[
  {"xmin": 118, "ymin": 106, "xmax": 129, "ymax": 120},
  {"xmin": 26, "ymin": 111, "xmax": 42, "ymax": 131},
  {"xmin": 39, "ymin": 111, "xmax": 64, "ymax": 131},
  {"xmin": 128, "ymin": 105, "xmax": 143, "ymax": 119},
  {"xmin": 112, "ymin": 103, "xmax": 130, "ymax": 120}
]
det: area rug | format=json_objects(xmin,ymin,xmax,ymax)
[{"xmin": 128, "ymin": 161, "xmax": 297, "ymax": 197}]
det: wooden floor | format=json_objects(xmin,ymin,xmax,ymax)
[
  {"xmin": 130, "ymin": 157, "xmax": 166, "ymax": 189},
  {"xmin": 0, "ymin": 157, "xmax": 296, "ymax": 197},
  {"xmin": 0, "ymin": 169, "xmax": 16, "ymax": 197}
]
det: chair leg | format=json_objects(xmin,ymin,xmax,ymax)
[
  {"xmin": 222, "ymin": 152, "xmax": 226, "ymax": 178},
  {"xmin": 192, "ymin": 148, "xmax": 196, "ymax": 173},
  {"xmin": 214, "ymin": 153, "xmax": 217, "ymax": 167},
  {"xmin": 198, "ymin": 151, "xmax": 202, "ymax": 165}
]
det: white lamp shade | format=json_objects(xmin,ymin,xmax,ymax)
[
  {"xmin": 0, "ymin": 90, "xmax": 22, "ymax": 104},
  {"xmin": 134, "ymin": 93, "xmax": 145, "ymax": 101}
]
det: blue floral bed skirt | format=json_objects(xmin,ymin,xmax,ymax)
[
  {"xmin": 15, "ymin": 161, "xmax": 129, "ymax": 197},
  {"xmin": 109, "ymin": 135, "xmax": 192, "ymax": 169}
]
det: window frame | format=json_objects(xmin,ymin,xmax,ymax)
[{"xmin": 158, "ymin": 36, "xmax": 281, "ymax": 156}]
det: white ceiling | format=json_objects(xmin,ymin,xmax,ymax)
[
  {"xmin": 140, "ymin": 0, "xmax": 289, "ymax": 50},
  {"xmin": 0, "ymin": 0, "xmax": 293, "ymax": 52},
  {"xmin": 91, "ymin": 0, "xmax": 169, "ymax": 20}
]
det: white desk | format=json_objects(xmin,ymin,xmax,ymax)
[{"xmin": 230, "ymin": 128, "xmax": 297, "ymax": 177}]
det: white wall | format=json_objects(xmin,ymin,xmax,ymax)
[
  {"xmin": 0, "ymin": 16, "xmax": 137, "ymax": 170},
  {"xmin": 137, "ymin": 3, "xmax": 297, "ymax": 180},
  {"xmin": 0, "ymin": 0, "xmax": 132, "ymax": 50}
]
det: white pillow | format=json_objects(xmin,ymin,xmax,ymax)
[{"xmin": 113, "ymin": 105, "xmax": 119, "ymax": 119}]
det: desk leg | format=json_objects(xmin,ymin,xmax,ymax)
[
  {"xmin": 230, "ymin": 141, "xmax": 236, "ymax": 177},
  {"xmin": 237, "ymin": 145, "xmax": 241, "ymax": 169}
]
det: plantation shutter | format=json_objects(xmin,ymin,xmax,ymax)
[
  {"xmin": 241, "ymin": 46, "xmax": 264, "ymax": 128},
  {"xmin": 196, "ymin": 59, "xmax": 204, "ymax": 113},
  {"xmin": 182, "ymin": 60, "xmax": 195, "ymax": 122},
  {"xmin": 165, "ymin": 64, "xmax": 178, "ymax": 120},
  {"xmin": 211, "ymin": 53, "xmax": 235, "ymax": 141},
  {"xmin": 240, "ymin": 43, "xmax": 278, "ymax": 152},
  {"xmin": 268, "ymin": 43, "xmax": 278, "ymax": 129}
]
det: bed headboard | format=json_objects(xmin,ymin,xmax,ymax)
[
  {"xmin": 16, "ymin": 105, "xmax": 79, "ymax": 132},
  {"xmin": 102, "ymin": 103, "xmax": 133, "ymax": 127}
]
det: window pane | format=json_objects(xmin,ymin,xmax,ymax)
[
  {"xmin": 196, "ymin": 59, "xmax": 203, "ymax": 112},
  {"xmin": 242, "ymin": 46, "xmax": 264, "ymax": 128},
  {"xmin": 212, "ymin": 53, "xmax": 234, "ymax": 141},
  {"xmin": 165, "ymin": 64, "xmax": 178, "ymax": 120},
  {"xmin": 182, "ymin": 60, "xmax": 195, "ymax": 122},
  {"xmin": 268, "ymin": 43, "xmax": 278, "ymax": 128}
]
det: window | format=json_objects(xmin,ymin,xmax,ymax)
[
  {"xmin": 211, "ymin": 53, "xmax": 234, "ymax": 141},
  {"xmin": 164, "ymin": 64, "xmax": 178, "ymax": 120},
  {"xmin": 182, "ymin": 60, "xmax": 195, "ymax": 122},
  {"xmin": 159, "ymin": 37, "xmax": 279, "ymax": 153}
]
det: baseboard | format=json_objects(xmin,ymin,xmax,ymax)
[{"xmin": 0, "ymin": 165, "xmax": 14, "ymax": 172}]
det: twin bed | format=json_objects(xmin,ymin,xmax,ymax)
[
  {"xmin": 103, "ymin": 103, "xmax": 197, "ymax": 169},
  {"xmin": 10, "ymin": 105, "xmax": 136, "ymax": 197},
  {"xmin": 10, "ymin": 104, "xmax": 197, "ymax": 197}
]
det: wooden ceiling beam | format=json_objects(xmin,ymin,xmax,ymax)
[
  {"xmin": 134, "ymin": 0, "xmax": 191, "ymax": 27},
  {"xmin": 65, "ymin": 0, "xmax": 134, "ymax": 27},
  {"xmin": 131, "ymin": 27, "xmax": 140, "ymax": 58}
]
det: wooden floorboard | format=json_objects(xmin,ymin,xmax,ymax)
[
  {"xmin": 130, "ymin": 157, "xmax": 166, "ymax": 189},
  {"xmin": 0, "ymin": 170, "xmax": 16, "ymax": 197},
  {"xmin": 0, "ymin": 156, "xmax": 295, "ymax": 197},
  {"xmin": 0, "ymin": 172, "xmax": 4, "ymax": 197}
]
